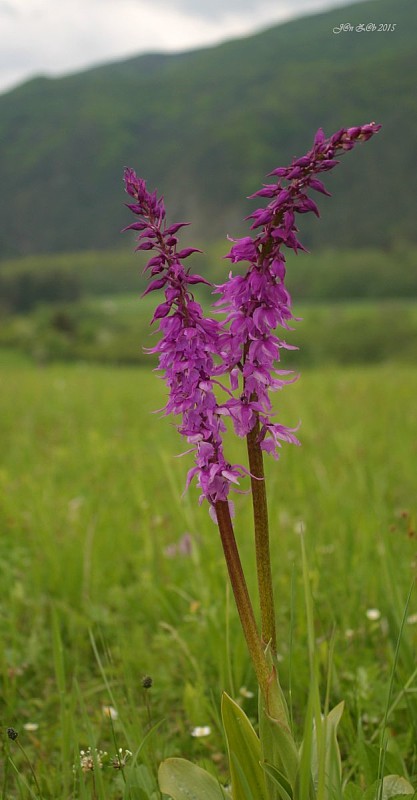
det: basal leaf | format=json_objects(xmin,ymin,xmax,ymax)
[
  {"xmin": 221, "ymin": 692, "xmax": 269, "ymax": 800},
  {"xmin": 363, "ymin": 775, "xmax": 415, "ymax": 800},
  {"xmin": 261, "ymin": 760, "xmax": 294, "ymax": 800},
  {"xmin": 158, "ymin": 757, "xmax": 228, "ymax": 800}
]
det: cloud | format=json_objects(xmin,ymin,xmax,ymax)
[
  {"xmin": 138, "ymin": 0, "xmax": 279, "ymax": 21},
  {"xmin": 0, "ymin": 0, "xmax": 364, "ymax": 94},
  {"xmin": 126, "ymin": 0, "xmax": 363, "ymax": 23},
  {"xmin": 0, "ymin": 0, "xmax": 230, "ymax": 90},
  {"xmin": 0, "ymin": 0, "xmax": 17, "ymax": 14}
]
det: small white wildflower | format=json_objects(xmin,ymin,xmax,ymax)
[
  {"xmin": 102, "ymin": 705, "xmax": 118, "ymax": 720},
  {"xmin": 366, "ymin": 608, "xmax": 381, "ymax": 621},
  {"xmin": 79, "ymin": 749, "xmax": 95, "ymax": 773},
  {"xmin": 79, "ymin": 747, "xmax": 108, "ymax": 772},
  {"xmin": 239, "ymin": 686, "xmax": 254, "ymax": 699},
  {"xmin": 362, "ymin": 713, "xmax": 379, "ymax": 725},
  {"xmin": 345, "ymin": 628, "xmax": 355, "ymax": 639},
  {"xmin": 112, "ymin": 748, "xmax": 132, "ymax": 769},
  {"xmin": 23, "ymin": 723, "xmax": 39, "ymax": 732},
  {"xmin": 190, "ymin": 726, "xmax": 211, "ymax": 738},
  {"xmin": 407, "ymin": 613, "xmax": 417, "ymax": 625},
  {"xmin": 294, "ymin": 520, "xmax": 306, "ymax": 535}
]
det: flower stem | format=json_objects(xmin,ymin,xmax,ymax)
[
  {"xmin": 214, "ymin": 500, "xmax": 270, "ymax": 697},
  {"xmin": 246, "ymin": 414, "xmax": 277, "ymax": 653}
]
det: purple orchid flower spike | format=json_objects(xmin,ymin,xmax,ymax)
[
  {"xmin": 122, "ymin": 121, "xmax": 381, "ymax": 715},
  {"xmin": 123, "ymin": 168, "xmax": 245, "ymax": 515},
  {"xmin": 214, "ymin": 122, "xmax": 381, "ymax": 458}
]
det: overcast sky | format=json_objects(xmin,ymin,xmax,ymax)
[{"xmin": 0, "ymin": 0, "xmax": 361, "ymax": 94}]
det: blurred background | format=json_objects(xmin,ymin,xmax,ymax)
[
  {"xmin": 0, "ymin": 0, "xmax": 415, "ymax": 366},
  {"xmin": 1, "ymin": 5, "xmax": 417, "ymax": 793}
]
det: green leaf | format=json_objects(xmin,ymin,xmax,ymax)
[
  {"xmin": 363, "ymin": 776, "xmax": 415, "ymax": 800},
  {"xmin": 344, "ymin": 782, "xmax": 364, "ymax": 800},
  {"xmin": 297, "ymin": 685, "xmax": 315, "ymax": 800},
  {"xmin": 259, "ymin": 706, "xmax": 299, "ymax": 794},
  {"xmin": 158, "ymin": 758, "xmax": 228, "ymax": 800},
  {"xmin": 359, "ymin": 743, "xmax": 408, "ymax": 785},
  {"xmin": 261, "ymin": 761, "xmax": 294, "ymax": 800},
  {"xmin": 311, "ymin": 701, "xmax": 344, "ymax": 789},
  {"xmin": 124, "ymin": 763, "xmax": 161, "ymax": 800},
  {"xmin": 381, "ymin": 776, "xmax": 415, "ymax": 800},
  {"xmin": 257, "ymin": 663, "xmax": 299, "ymax": 796},
  {"xmin": 221, "ymin": 692, "xmax": 269, "ymax": 800}
]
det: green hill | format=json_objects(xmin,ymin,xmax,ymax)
[{"xmin": 0, "ymin": 0, "xmax": 415, "ymax": 257}]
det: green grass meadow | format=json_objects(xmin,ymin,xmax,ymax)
[{"xmin": 1, "ymin": 359, "xmax": 417, "ymax": 797}]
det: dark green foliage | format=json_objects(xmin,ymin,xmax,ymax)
[
  {"xmin": 0, "ymin": 0, "xmax": 415, "ymax": 257},
  {"xmin": 1, "ymin": 244, "xmax": 417, "ymax": 366},
  {"xmin": 2, "ymin": 296, "xmax": 417, "ymax": 367},
  {"xmin": 0, "ymin": 249, "xmax": 144, "ymax": 298},
  {"xmin": 284, "ymin": 246, "xmax": 417, "ymax": 302},
  {"xmin": 1, "ymin": 244, "xmax": 417, "ymax": 305},
  {"xmin": 285, "ymin": 302, "xmax": 417, "ymax": 366},
  {"xmin": 0, "ymin": 268, "xmax": 81, "ymax": 312}
]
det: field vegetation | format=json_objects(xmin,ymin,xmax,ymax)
[
  {"xmin": 1, "ymin": 356, "xmax": 416, "ymax": 798},
  {"xmin": 0, "ymin": 112, "xmax": 416, "ymax": 794},
  {"xmin": 1, "ymin": 244, "xmax": 417, "ymax": 368}
]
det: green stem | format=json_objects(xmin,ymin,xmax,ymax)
[
  {"xmin": 214, "ymin": 500, "xmax": 270, "ymax": 697},
  {"xmin": 215, "ymin": 499, "xmax": 292, "ymax": 731},
  {"xmin": 246, "ymin": 414, "xmax": 277, "ymax": 653},
  {"xmin": 16, "ymin": 740, "xmax": 42, "ymax": 800}
]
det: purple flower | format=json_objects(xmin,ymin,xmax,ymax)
[
  {"xmin": 214, "ymin": 122, "xmax": 381, "ymax": 456},
  {"xmin": 163, "ymin": 532, "xmax": 194, "ymax": 558},
  {"xmin": 123, "ymin": 122, "xmax": 380, "ymax": 499},
  {"xmin": 225, "ymin": 236, "xmax": 259, "ymax": 264},
  {"xmin": 123, "ymin": 168, "xmax": 242, "ymax": 511}
]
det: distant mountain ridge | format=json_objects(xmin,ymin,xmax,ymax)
[{"xmin": 0, "ymin": 0, "xmax": 415, "ymax": 257}]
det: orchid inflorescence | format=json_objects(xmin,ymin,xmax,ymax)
[
  {"xmin": 123, "ymin": 168, "xmax": 241, "ymax": 513},
  {"xmin": 123, "ymin": 123, "xmax": 380, "ymax": 519},
  {"xmin": 123, "ymin": 123, "xmax": 382, "ymax": 797}
]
